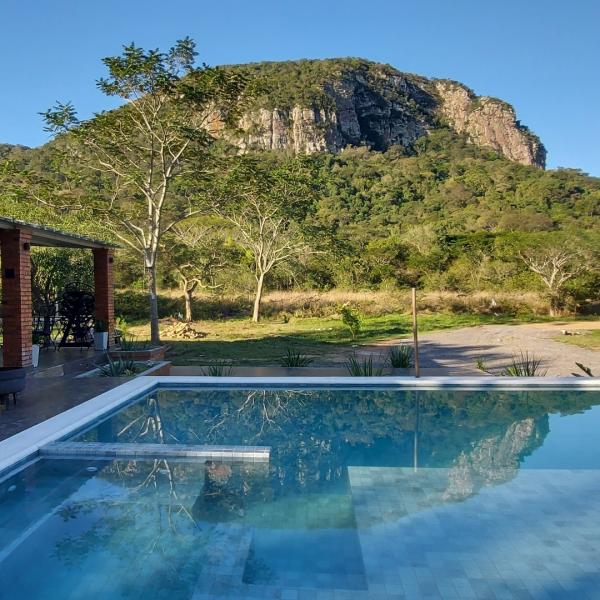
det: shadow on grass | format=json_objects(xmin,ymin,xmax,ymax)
[{"xmin": 163, "ymin": 314, "xmax": 515, "ymax": 366}]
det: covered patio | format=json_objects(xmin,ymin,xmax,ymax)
[{"xmin": 0, "ymin": 217, "xmax": 117, "ymax": 369}]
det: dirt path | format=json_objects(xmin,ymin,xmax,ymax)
[{"xmin": 360, "ymin": 321, "xmax": 600, "ymax": 376}]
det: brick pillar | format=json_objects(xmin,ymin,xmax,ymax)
[
  {"xmin": 0, "ymin": 229, "xmax": 33, "ymax": 368},
  {"xmin": 93, "ymin": 248, "xmax": 115, "ymax": 347}
]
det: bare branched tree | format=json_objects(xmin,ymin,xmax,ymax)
[
  {"xmin": 213, "ymin": 158, "xmax": 319, "ymax": 322},
  {"xmin": 519, "ymin": 248, "xmax": 584, "ymax": 315},
  {"xmin": 168, "ymin": 221, "xmax": 236, "ymax": 322}
]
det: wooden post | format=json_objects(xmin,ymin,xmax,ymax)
[{"xmin": 412, "ymin": 287, "xmax": 420, "ymax": 378}]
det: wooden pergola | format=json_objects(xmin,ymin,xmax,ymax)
[{"xmin": 0, "ymin": 218, "xmax": 117, "ymax": 368}]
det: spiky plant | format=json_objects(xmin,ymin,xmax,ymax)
[
  {"xmin": 280, "ymin": 349, "xmax": 314, "ymax": 367},
  {"xmin": 345, "ymin": 354, "xmax": 383, "ymax": 376},
  {"xmin": 119, "ymin": 334, "xmax": 153, "ymax": 351},
  {"xmin": 389, "ymin": 345, "xmax": 413, "ymax": 368},
  {"xmin": 99, "ymin": 355, "xmax": 139, "ymax": 377},
  {"xmin": 202, "ymin": 360, "xmax": 233, "ymax": 376},
  {"xmin": 502, "ymin": 351, "xmax": 547, "ymax": 377}
]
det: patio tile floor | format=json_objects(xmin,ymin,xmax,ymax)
[{"xmin": 0, "ymin": 377, "xmax": 122, "ymax": 441}]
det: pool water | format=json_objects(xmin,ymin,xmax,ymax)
[{"xmin": 1, "ymin": 387, "xmax": 600, "ymax": 599}]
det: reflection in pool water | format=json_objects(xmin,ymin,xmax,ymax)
[{"xmin": 1, "ymin": 387, "xmax": 599, "ymax": 599}]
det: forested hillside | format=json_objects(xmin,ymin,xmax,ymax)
[{"xmin": 0, "ymin": 54, "xmax": 598, "ymax": 321}]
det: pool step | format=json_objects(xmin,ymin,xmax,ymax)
[{"xmin": 40, "ymin": 442, "xmax": 270, "ymax": 463}]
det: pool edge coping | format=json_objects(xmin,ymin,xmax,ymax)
[{"xmin": 1, "ymin": 375, "xmax": 599, "ymax": 478}]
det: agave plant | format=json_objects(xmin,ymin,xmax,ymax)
[
  {"xmin": 389, "ymin": 345, "xmax": 413, "ymax": 368},
  {"xmin": 119, "ymin": 334, "xmax": 153, "ymax": 351},
  {"xmin": 574, "ymin": 362, "xmax": 594, "ymax": 377},
  {"xmin": 202, "ymin": 360, "xmax": 233, "ymax": 376},
  {"xmin": 345, "ymin": 354, "xmax": 383, "ymax": 376},
  {"xmin": 502, "ymin": 351, "xmax": 547, "ymax": 377},
  {"xmin": 99, "ymin": 355, "xmax": 139, "ymax": 377},
  {"xmin": 280, "ymin": 349, "xmax": 314, "ymax": 367}
]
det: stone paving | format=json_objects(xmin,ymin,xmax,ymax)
[{"xmin": 191, "ymin": 466, "xmax": 600, "ymax": 599}]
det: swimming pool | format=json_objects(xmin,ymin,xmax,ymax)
[{"xmin": 1, "ymin": 377, "xmax": 600, "ymax": 599}]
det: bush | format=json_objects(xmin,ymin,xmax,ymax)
[
  {"xmin": 340, "ymin": 305, "xmax": 363, "ymax": 340},
  {"xmin": 280, "ymin": 349, "xmax": 314, "ymax": 367},
  {"xmin": 389, "ymin": 345, "xmax": 413, "ymax": 368},
  {"xmin": 345, "ymin": 354, "xmax": 383, "ymax": 376}
]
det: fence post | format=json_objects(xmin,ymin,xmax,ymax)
[{"xmin": 412, "ymin": 287, "xmax": 420, "ymax": 378}]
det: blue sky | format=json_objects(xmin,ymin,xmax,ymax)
[{"xmin": 1, "ymin": 0, "xmax": 598, "ymax": 175}]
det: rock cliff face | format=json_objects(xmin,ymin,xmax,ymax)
[
  {"xmin": 434, "ymin": 81, "xmax": 546, "ymax": 167},
  {"xmin": 218, "ymin": 59, "xmax": 546, "ymax": 168}
]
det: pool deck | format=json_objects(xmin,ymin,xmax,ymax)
[
  {"xmin": 0, "ymin": 347, "xmax": 116, "ymax": 442},
  {"xmin": 0, "ymin": 376, "xmax": 124, "ymax": 442}
]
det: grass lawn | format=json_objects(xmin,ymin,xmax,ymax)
[
  {"xmin": 128, "ymin": 312, "xmax": 560, "ymax": 366},
  {"xmin": 555, "ymin": 329, "xmax": 600, "ymax": 351}
]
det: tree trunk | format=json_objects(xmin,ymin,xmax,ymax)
[
  {"xmin": 147, "ymin": 263, "xmax": 161, "ymax": 344},
  {"xmin": 183, "ymin": 287, "xmax": 193, "ymax": 322},
  {"xmin": 549, "ymin": 292, "xmax": 563, "ymax": 317},
  {"xmin": 252, "ymin": 273, "xmax": 265, "ymax": 323}
]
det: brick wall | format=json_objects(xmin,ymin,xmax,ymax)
[
  {"xmin": 0, "ymin": 229, "xmax": 33, "ymax": 368},
  {"xmin": 93, "ymin": 248, "xmax": 115, "ymax": 346}
]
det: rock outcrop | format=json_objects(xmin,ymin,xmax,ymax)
[
  {"xmin": 215, "ymin": 59, "xmax": 546, "ymax": 168},
  {"xmin": 434, "ymin": 81, "xmax": 546, "ymax": 167}
]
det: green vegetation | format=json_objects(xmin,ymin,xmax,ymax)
[
  {"xmin": 133, "ymin": 312, "xmax": 559, "ymax": 366},
  {"xmin": 98, "ymin": 356, "xmax": 140, "ymax": 377},
  {"xmin": 345, "ymin": 354, "xmax": 383, "ymax": 376},
  {"xmin": 280, "ymin": 349, "xmax": 314, "ymax": 367},
  {"xmin": 389, "ymin": 345, "xmax": 413, "ymax": 368},
  {"xmin": 1, "ymin": 47, "xmax": 599, "ymax": 347},
  {"xmin": 118, "ymin": 334, "xmax": 154, "ymax": 351},
  {"xmin": 502, "ymin": 352, "xmax": 547, "ymax": 377},
  {"xmin": 226, "ymin": 58, "xmax": 427, "ymax": 112},
  {"xmin": 557, "ymin": 330, "xmax": 600, "ymax": 351},
  {"xmin": 477, "ymin": 351, "xmax": 548, "ymax": 377},
  {"xmin": 201, "ymin": 360, "xmax": 233, "ymax": 376},
  {"xmin": 340, "ymin": 305, "xmax": 363, "ymax": 340}
]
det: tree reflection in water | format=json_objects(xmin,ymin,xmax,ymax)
[{"xmin": 79, "ymin": 387, "xmax": 596, "ymax": 506}]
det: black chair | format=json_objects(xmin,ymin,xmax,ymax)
[{"xmin": 56, "ymin": 286, "xmax": 95, "ymax": 349}]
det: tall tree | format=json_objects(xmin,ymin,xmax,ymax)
[
  {"xmin": 213, "ymin": 157, "xmax": 319, "ymax": 322},
  {"xmin": 42, "ymin": 38, "xmax": 247, "ymax": 343}
]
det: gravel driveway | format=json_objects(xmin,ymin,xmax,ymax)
[{"xmin": 367, "ymin": 321, "xmax": 600, "ymax": 376}]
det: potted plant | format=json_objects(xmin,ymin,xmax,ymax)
[
  {"xmin": 93, "ymin": 320, "xmax": 109, "ymax": 351},
  {"xmin": 31, "ymin": 332, "xmax": 42, "ymax": 368}
]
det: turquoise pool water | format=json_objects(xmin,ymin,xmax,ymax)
[{"xmin": 1, "ymin": 387, "xmax": 600, "ymax": 599}]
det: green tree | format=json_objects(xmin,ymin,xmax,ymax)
[
  {"xmin": 213, "ymin": 157, "xmax": 319, "ymax": 322},
  {"xmin": 166, "ymin": 220, "xmax": 240, "ymax": 322},
  {"xmin": 41, "ymin": 38, "xmax": 247, "ymax": 343}
]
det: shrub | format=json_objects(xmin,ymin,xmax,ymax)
[
  {"xmin": 280, "ymin": 349, "xmax": 314, "ymax": 367},
  {"xmin": 201, "ymin": 360, "xmax": 233, "ymax": 376},
  {"xmin": 502, "ymin": 352, "xmax": 547, "ymax": 377},
  {"xmin": 345, "ymin": 354, "xmax": 383, "ymax": 376},
  {"xmin": 389, "ymin": 345, "xmax": 413, "ymax": 368},
  {"xmin": 119, "ymin": 334, "xmax": 153, "ymax": 351},
  {"xmin": 340, "ymin": 305, "xmax": 363, "ymax": 340},
  {"xmin": 99, "ymin": 355, "xmax": 139, "ymax": 377}
]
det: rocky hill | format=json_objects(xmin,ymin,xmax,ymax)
[{"xmin": 214, "ymin": 58, "xmax": 545, "ymax": 167}]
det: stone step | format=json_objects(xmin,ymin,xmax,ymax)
[{"xmin": 40, "ymin": 442, "xmax": 270, "ymax": 462}]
